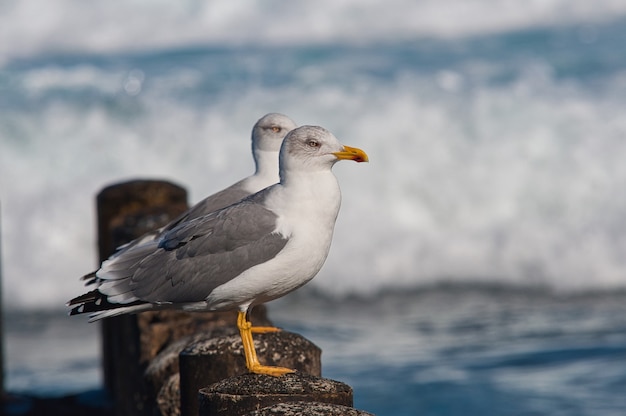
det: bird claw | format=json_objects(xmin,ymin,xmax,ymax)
[
  {"xmin": 251, "ymin": 326, "xmax": 281, "ymax": 334},
  {"xmin": 249, "ymin": 364, "xmax": 295, "ymax": 377}
]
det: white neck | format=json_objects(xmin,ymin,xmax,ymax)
[
  {"xmin": 254, "ymin": 149, "xmax": 279, "ymax": 178},
  {"xmin": 242, "ymin": 149, "xmax": 281, "ymax": 193},
  {"xmin": 275, "ymin": 169, "xmax": 342, "ymax": 224}
]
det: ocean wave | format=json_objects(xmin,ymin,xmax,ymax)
[
  {"xmin": 3, "ymin": 0, "xmax": 626, "ymax": 63},
  {"xmin": 2, "ymin": 17, "xmax": 626, "ymax": 309}
]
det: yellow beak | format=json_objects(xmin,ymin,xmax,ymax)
[{"xmin": 333, "ymin": 145, "xmax": 369, "ymax": 163}]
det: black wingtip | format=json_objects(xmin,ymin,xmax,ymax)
[
  {"xmin": 67, "ymin": 289, "xmax": 100, "ymax": 307},
  {"xmin": 80, "ymin": 271, "xmax": 99, "ymax": 286},
  {"xmin": 67, "ymin": 289, "xmax": 145, "ymax": 316}
]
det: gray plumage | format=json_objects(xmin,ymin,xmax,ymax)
[
  {"xmin": 87, "ymin": 113, "xmax": 297, "ymax": 267},
  {"xmin": 163, "ymin": 112, "xmax": 297, "ymax": 230},
  {"xmin": 127, "ymin": 199, "xmax": 288, "ymax": 303},
  {"xmin": 68, "ymin": 125, "xmax": 368, "ymax": 322}
]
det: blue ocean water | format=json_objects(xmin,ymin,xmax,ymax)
[
  {"xmin": 2, "ymin": 1, "xmax": 626, "ymax": 414},
  {"xmin": 271, "ymin": 287, "xmax": 626, "ymax": 416},
  {"xmin": 5, "ymin": 288, "xmax": 626, "ymax": 415}
]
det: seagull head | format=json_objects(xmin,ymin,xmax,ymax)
[
  {"xmin": 279, "ymin": 126, "xmax": 368, "ymax": 176},
  {"xmin": 252, "ymin": 113, "xmax": 298, "ymax": 153},
  {"xmin": 251, "ymin": 113, "xmax": 298, "ymax": 179}
]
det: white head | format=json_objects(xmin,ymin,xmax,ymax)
[
  {"xmin": 252, "ymin": 113, "xmax": 298, "ymax": 173},
  {"xmin": 279, "ymin": 126, "xmax": 368, "ymax": 180}
]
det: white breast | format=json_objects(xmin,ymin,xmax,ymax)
[{"xmin": 205, "ymin": 170, "xmax": 342, "ymax": 311}]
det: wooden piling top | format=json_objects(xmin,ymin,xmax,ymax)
[
  {"xmin": 179, "ymin": 330, "xmax": 322, "ymax": 416},
  {"xmin": 198, "ymin": 373, "xmax": 354, "ymax": 416},
  {"xmin": 246, "ymin": 401, "xmax": 375, "ymax": 415}
]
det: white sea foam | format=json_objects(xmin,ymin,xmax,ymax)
[
  {"xmin": 1, "ymin": 3, "xmax": 626, "ymax": 310},
  {"xmin": 2, "ymin": 0, "xmax": 626, "ymax": 63}
]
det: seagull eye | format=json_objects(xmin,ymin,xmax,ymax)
[
  {"xmin": 271, "ymin": 126, "xmax": 282, "ymax": 133},
  {"xmin": 307, "ymin": 140, "xmax": 320, "ymax": 148}
]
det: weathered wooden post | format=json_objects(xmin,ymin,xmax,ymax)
[
  {"xmin": 96, "ymin": 179, "xmax": 188, "ymax": 416},
  {"xmin": 243, "ymin": 401, "xmax": 375, "ymax": 415},
  {"xmin": 179, "ymin": 330, "xmax": 322, "ymax": 415},
  {"xmin": 197, "ymin": 373, "xmax": 362, "ymax": 415}
]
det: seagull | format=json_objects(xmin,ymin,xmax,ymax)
[
  {"xmin": 82, "ymin": 112, "xmax": 297, "ymax": 281},
  {"xmin": 170, "ymin": 112, "xmax": 298, "ymax": 228},
  {"xmin": 68, "ymin": 125, "xmax": 368, "ymax": 376}
]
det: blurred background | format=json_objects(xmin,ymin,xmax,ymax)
[{"xmin": 1, "ymin": 1, "xmax": 626, "ymax": 415}]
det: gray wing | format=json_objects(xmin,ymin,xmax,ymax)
[
  {"xmin": 158, "ymin": 181, "xmax": 250, "ymax": 236},
  {"xmin": 98, "ymin": 181, "xmax": 251, "ymax": 268},
  {"xmin": 128, "ymin": 199, "xmax": 288, "ymax": 303}
]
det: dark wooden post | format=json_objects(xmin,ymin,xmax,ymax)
[
  {"xmin": 144, "ymin": 307, "xmax": 274, "ymax": 415},
  {"xmin": 198, "ymin": 373, "xmax": 355, "ymax": 416},
  {"xmin": 243, "ymin": 401, "xmax": 375, "ymax": 415},
  {"xmin": 179, "ymin": 330, "xmax": 322, "ymax": 416},
  {"xmin": 96, "ymin": 180, "xmax": 188, "ymax": 416}
]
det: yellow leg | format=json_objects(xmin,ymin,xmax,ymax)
[{"xmin": 237, "ymin": 311, "xmax": 294, "ymax": 376}]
